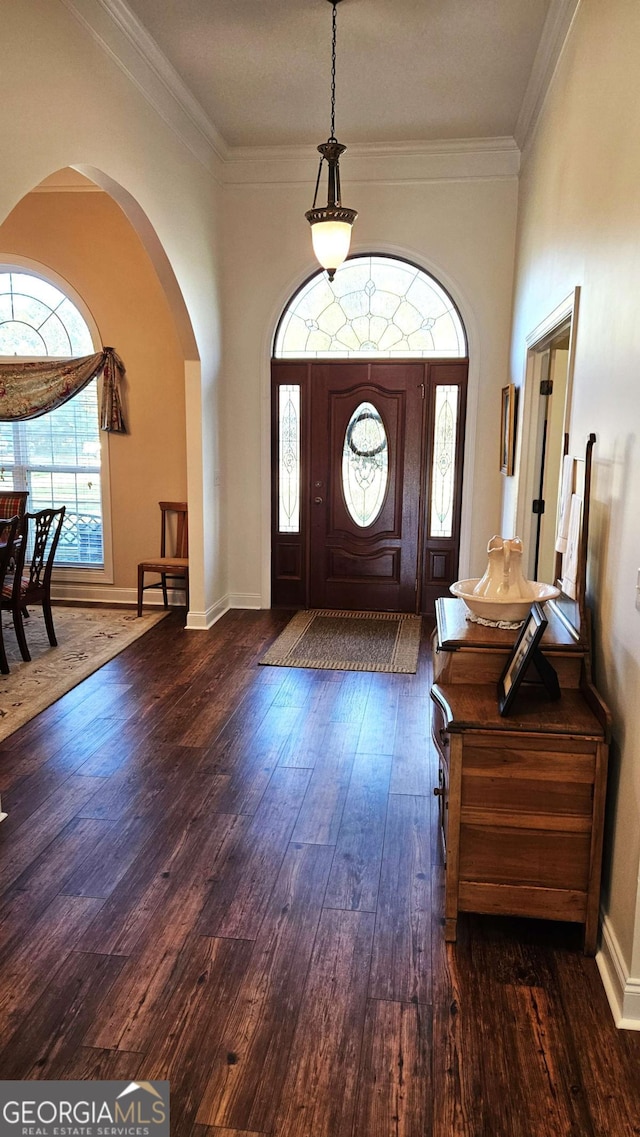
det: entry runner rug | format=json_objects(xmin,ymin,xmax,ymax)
[
  {"xmin": 260, "ymin": 609, "xmax": 422, "ymax": 674},
  {"xmin": 0, "ymin": 606, "xmax": 167, "ymax": 742}
]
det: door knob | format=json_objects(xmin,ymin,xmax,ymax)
[{"xmin": 314, "ymin": 496, "xmax": 323, "ymax": 504}]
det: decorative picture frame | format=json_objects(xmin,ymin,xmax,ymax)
[
  {"xmin": 498, "ymin": 601, "xmax": 556, "ymax": 714},
  {"xmin": 500, "ymin": 383, "xmax": 517, "ymax": 475}
]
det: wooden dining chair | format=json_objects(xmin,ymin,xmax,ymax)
[
  {"xmin": 1, "ymin": 507, "xmax": 66, "ymax": 662},
  {"xmin": 0, "ymin": 515, "xmax": 23, "ymax": 673},
  {"xmin": 137, "ymin": 501, "xmax": 189, "ymax": 616},
  {"xmin": 0, "ymin": 491, "xmax": 28, "ymax": 521}
]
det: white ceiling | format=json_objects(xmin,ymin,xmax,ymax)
[{"xmin": 124, "ymin": 0, "xmax": 553, "ymax": 149}]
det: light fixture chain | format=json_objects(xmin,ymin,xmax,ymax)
[{"xmin": 330, "ymin": 0, "xmax": 337, "ymax": 142}]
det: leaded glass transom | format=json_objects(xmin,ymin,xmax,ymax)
[
  {"xmin": 274, "ymin": 255, "xmax": 466, "ymax": 359},
  {"xmin": 342, "ymin": 402, "xmax": 389, "ymax": 527}
]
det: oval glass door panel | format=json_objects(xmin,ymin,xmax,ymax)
[{"xmin": 342, "ymin": 402, "xmax": 389, "ymax": 527}]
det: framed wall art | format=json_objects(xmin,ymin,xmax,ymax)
[{"xmin": 500, "ymin": 383, "xmax": 517, "ymax": 476}]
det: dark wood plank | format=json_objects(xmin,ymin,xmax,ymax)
[
  {"xmin": 291, "ymin": 722, "xmax": 358, "ymax": 844},
  {"xmin": 205, "ymin": 705, "xmax": 306, "ymax": 814},
  {"xmin": 63, "ymin": 752, "xmax": 223, "ymax": 899},
  {"xmin": 197, "ymin": 766, "xmax": 311, "ymax": 939},
  {"xmin": 0, "ymin": 895, "xmax": 104, "ymax": 1045},
  {"xmin": 143, "ymin": 935, "xmax": 255, "ymax": 1137},
  {"xmin": 0, "ymin": 715, "xmax": 122, "ymax": 794},
  {"xmin": 84, "ymin": 814, "xmax": 248, "ymax": 1051},
  {"xmin": 56, "ymin": 1047, "xmax": 144, "ymax": 1081},
  {"xmin": 390, "ymin": 693, "xmax": 435, "ymax": 795},
  {"xmin": 272, "ymin": 908, "xmax": 374, "ymax": 1137},
  {"xmin": 0, "ymin": 776, "xmax": 107, "ymax": 893},
  {"xmin": 0, "ymin": 949, "xmax": 128, "ymax": 1078},
  {"xmin": 502, "ymin": 982, "xmax": 596, "ymax": 1136},
  {"xmin": 553, "ymin": 948, "xmax": 640, "ymax": 1135},
  {"xmin": 77, "ymin": 811, "xmax": 246, "ymax": 957},
  {"xmin": 328, "ymin": 670, "xmax": 372, "ymax": 724},
  {"xmin": 369, "ymin": 793, "xmax": 431, "ymax": 1004},
  {"xmin": 196, "ymin": 842, "xmax": 334, "ymax": 1133},
  {"xmin": 0, "ymin": 683, "xmax": 135, "ymax": 786},
  {"xmin": 430, "ymin": 872, "xmax": 480, "ymax": 1137},
  {"xmin": 323, "ymin": 751, "xmax": 391, "ymax": 911},
  {"xmin": 0, "ymin": 817, "xmax": 113, "ymax": 957},
  {"xmin": 352, "ymin": 999, "xmax": 432, "ymax": 1137},
  {"xmin": 356, "ymin": 675, "xmax": 400, "ymax": 755}
]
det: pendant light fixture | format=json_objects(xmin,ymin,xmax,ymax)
[{"xmin": 305, "ymin": 0, "xmax": 357, "ymax": 282}]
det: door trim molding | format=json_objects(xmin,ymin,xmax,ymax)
[
  {"xmin": 261, "ymin": 243, "xmax": 477, "ymax": 607},
  {"xmin": 514, "ymin": 286, "xmax": 580, "ymax": 556}
]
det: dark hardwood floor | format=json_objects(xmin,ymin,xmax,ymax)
[{"xmin": 0, "ymin": 608, "xmax": 639, "ymax": 1136}]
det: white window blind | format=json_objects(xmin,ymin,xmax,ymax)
[{"xmin": 0, "ymin": 270, "xmax": 104, "ymax": 567}]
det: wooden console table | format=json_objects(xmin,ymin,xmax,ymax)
[{"xmin": 431, "ymin": 597, "xmax": 610, "ymax": 955}]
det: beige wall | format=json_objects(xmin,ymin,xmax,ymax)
[
  {"xmin": 506, "ymin": 0, "xmax": 640, "ymax": 1003},
  {"xmin": 0, "ymin": 0, "xmax": 224, "ymax": 625},
  {"xmin": 0, "ymin": 189, "xmax": 187, "ymax": 595},
  {"xmin": 222, "ymin": 171, "xmax": 519, "ymax": 604}
]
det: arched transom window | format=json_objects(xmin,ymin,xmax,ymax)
[
  {"xmin": 0, "ymin": 271, "xmax": 93, "ymax": 356},
  {"xmin": 274, "ymin": 254, "xmax": 467, "ymax": 359},
  {"xmin": 0, "ymin": 269, "xmax": 105, "ymax": 568}
]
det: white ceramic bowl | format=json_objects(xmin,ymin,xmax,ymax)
[{"xmin": 450, "ymin": 578, "xmax": 561, "ymax": 623}]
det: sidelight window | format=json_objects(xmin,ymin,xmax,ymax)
[
  {"xmin": 430, "ymin": 384, "xmax": 459, "ymax": 538},
  {"xmin": 278, "ymin": 384, "xmax": 300, "ymax": 533}
]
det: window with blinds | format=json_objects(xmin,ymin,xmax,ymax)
[{"xmin": 0, "ymin": 270, "xmax": 104, "ymax": 567}]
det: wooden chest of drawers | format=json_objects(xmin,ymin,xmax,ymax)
[{"xmin": 431, "ymin": 601, "xmax": 610, "ymax": 955}]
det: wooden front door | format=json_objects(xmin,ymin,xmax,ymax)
[
  {"xmin": 271, "ymin": 359, "xmax": 468, "ymax": 613},
  {"xmin": 309, "ymin": 363, "xmax": 423, "ymax": 611}
]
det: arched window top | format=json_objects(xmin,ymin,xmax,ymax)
[
  {"xmin": 0, "ymin": 270, "xmax": 94, "ymax": 357},
  {"xmin": 274, "ymin": 254, "xmax": 467, "ymax": 359}
]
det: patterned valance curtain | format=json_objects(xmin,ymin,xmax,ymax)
[{"xmin": 0, "ymin": 347, "xmax": 127, "ymax": 433}]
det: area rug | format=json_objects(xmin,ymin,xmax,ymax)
[
  {"xmin": 260, "ymin": 609, "xmax": 422, "ymax": 673},
  {"xmin": 0, "ymin": 606, "xmax": 168, "ymax": 742}
]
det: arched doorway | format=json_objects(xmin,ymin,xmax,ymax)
[
  {"xmin": 271, "ymin": 254, "xmax": 469, "ymax": 613},
  {"xmin": 0, "ymin": 167, "xmax": 199, "ymax": 615}
]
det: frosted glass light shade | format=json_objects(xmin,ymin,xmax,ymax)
[{"xmin": 310, "ymin": 219, "xmax": 353, "ymax": 278}]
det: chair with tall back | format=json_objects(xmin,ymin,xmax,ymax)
[
  {"xmin": 1, "ymin": 507, "xmax": 66, "ymax": 662},
  {"xmin": 0, "ymin": 515, "xmax": 23, "ymax": 673},
  {"xmin": 137, "ymin": 501, "xmax": 189, "ymax": 616},
  {"xmin": 0, "ymin": 491, "xmax": 28, "ymax": 522}
]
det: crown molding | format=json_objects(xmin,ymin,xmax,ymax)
[
  {"xmin": 59, "ymin": 0, "xmax": 521, "ymax": 187},
  {"xmin": 223, "ymin": 137, "xmax": 520, "ymax": 186},
  {"xmin": 227, "ymin": 137, "xmax": 520, "ymax": 163},
  {"xmin": 515, "ymin": 0, "xmax": 581, "ymax": 153},
  {"xmin": 59, "ymin": 0, "xmax": 228, "ymax": 179}
]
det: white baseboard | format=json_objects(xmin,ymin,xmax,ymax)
[
  {"xmin": 597, "ymin": 913, "xmax": 640, "ymax": 1030},
  {"xmin": 50, "ymin": 583, "xmax": 179, "ymax": 607},
  {"xmin": 185, "ymin": 592, "xmax": 264, "ymax": 630},
  {"xmin": 50, "ymin": 584, "xmax": 264, "ymax": 627},
  {"xmin": 185, "ymin": 595, "xmax": 229, "ymax": 630},
  {"xmin": 227, "ymin": 592, "xmax": 263, "ymax": 609}
]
